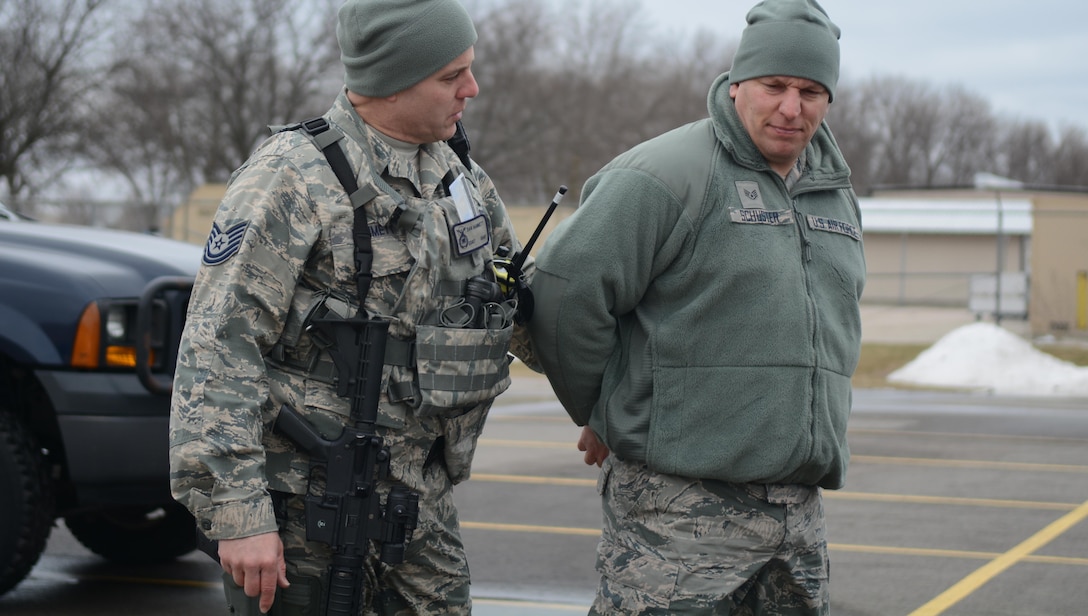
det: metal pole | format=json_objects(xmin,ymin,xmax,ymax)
[
  {"xmin": 1078, "ymin": 271, "xmax": 1088, "ymax": 331},
  {"xmin": 995, "ymin": 191, "xmax": 1004, "ymax": 326},
  {"xmin": 899, "ymin": 232, "xmax": 908, "ymax": 304}
]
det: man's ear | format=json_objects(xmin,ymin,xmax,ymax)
[{"xmin": 728, "ymin": 82, "xmax": 739, "ymax": 99}]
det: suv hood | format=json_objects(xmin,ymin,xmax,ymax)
[{"xmin": 0, "ymin": 221, "xmax": 202, "ymax": 299}]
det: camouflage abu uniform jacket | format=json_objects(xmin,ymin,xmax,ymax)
[{"xmin": 169, "ymin": 90, "xmax": 531, "ymax": 540}]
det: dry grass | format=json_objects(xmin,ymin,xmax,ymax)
[
  {"xmin": 1037, "ymin": 344, "xmax": 1088, "ymax": 366},
  {"xmin": 515, "ymin": 342, "xmax": 1088, "ymax": 391},
  {"xmin": 851, "ymin": 344, "xmax": 929, "ymax": 389},
  {"xmin": 515, "ymin": 343, "xmax": 935, "ymax": 389}
]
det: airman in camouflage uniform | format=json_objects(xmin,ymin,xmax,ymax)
[
  {"xmin": 169, "ymin": 1, "xmax": 532, "ymax": 614},
  {"xmin": 528, "ymin": 0, "xmax": 862, "ymax": 614}
]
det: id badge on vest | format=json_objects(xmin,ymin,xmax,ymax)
[{"xmin": 444, "ymin": 172, "xmax": 489, "ymax": 256}]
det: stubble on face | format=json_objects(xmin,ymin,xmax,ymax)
[
  {"xmin": 729, "ymin": 77, "xmax": 830, "ymax": 177},
  {"xmin": 387, "ymin": 47, "xmax": 479, "ymax": 144}
]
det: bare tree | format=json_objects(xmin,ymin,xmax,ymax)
[
  {"xmin": 996, "ymin": 119, "xmax": 1054, "ymax": 185},
  {"xmin": 0, "ymin": 0, "xmax": 109, "ymax": 206},
  {"xmin": 82, "ymin": 0, "xmax": 340, "ymax": 223},
  {"xmin": 826, "ymin": 85, "xmax": 880, "ymax": 195},
  {"xmin": 546, "ymin": 0, "xmax": 680, "ymax": 198},
  {"xmin": 1050, "ymin": 126, "xmax": 1088, "ymax": 187},
  {"xmin": 6, "ymin": 0, "xmax": 1087, "ymax": 219},
  {"xmin": 468, "ymin": 0, "xmax": 730, "ymax": 203},
  {"xmin": 841, "ymin": 77, "xmax": 1003, "ymax": 190},
  {"xmin": 866, "ymin": 77, "xmax": 945, "ymax": 186},
  {"xmin": 926, "ymin": 87, "xmax": 996, "ymax": 186},
  {"xmin": 467, "ymin": 0, "xmax": 558, "ymax": 200}
]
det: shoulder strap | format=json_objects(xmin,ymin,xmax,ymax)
[
  {"xmin": 276, "ymin": 117, "xmax": 375, "ymax": 310},
  {"xmin": 447, "ymin": 120, "xmax": 472, "ymax": 170}
]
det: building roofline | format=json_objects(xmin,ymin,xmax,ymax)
[{"xmin": 872, "ymin": 183, "xmax": 1088, "ymax": 195}]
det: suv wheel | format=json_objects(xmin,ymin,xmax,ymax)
[
  {"xmin": 0, "ymin": 411, "xmax": 55, "ymax": 596},
  {"xmin": 65, "ymin": 502, "xmax": 197, "ymax": 563}
]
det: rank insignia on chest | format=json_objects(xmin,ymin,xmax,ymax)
[
  {"xmin": 202, "ymin": 221, "xmax": 250, "ymax": 266},
  {"xmin": 735, "ymin": 181, "xmax": 766, "ymax": 209}
]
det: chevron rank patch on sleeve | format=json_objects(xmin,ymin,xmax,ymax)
[{"xmin": 202, "ymin": 221, "xmax": 250, "ymax": 266}]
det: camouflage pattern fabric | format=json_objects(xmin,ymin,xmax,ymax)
[
  {"xmin": 591, "ymin": 456, "xmax": 829, "ymax": 616},
  {"xmin": 223, "ymin": 418, "xmax": 475, "ymax": 616},
  {"xmin": 170, "ymin": 89, "xmax": 527, "ymax": 614}
]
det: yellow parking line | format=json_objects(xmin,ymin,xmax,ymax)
[
  {"xmin": 907, "ymin": 498, "xmax": 1088, "ymax": 616},
  {"xmin": 474, "ymin": 597, "xmax": 587, "ymax": 611},
  {"xmin": 830, "ymin": 543, "xmax": 1088, "ymax": 566},
  {"xmin": 472, "ymin": 473, "xmax": 1081, "ymax": 513},
  {"xmin": 461, "ymin": 521, "xmax": 601, "ymax": 537},
  {"xmin": 1020, "ymin": 554, "xmax": 1088, "ymax": 567},
  {"xmin": 487, "ymin": 415, "xmax": 572, "ymax": 423},
  {"xmin": 29, "ymin": 570, "xmax": 221, "ymax": 589},
  {"xmin": 849, "ymin": 427, "xmax": 1088, "ymax": 445},
  {"xmin": 480, "ymin": 438, "xmax": 576, "ymax": 449},
  {"xmin": 462, "ymin": 521, "xmax": 1088, "ymax": 567},
  {"xmin": 851, "ymin": 454, "xmax": 1088, "ymax": 474},
  {"xmin": 460, "ymin": 522, "xmax": 1088, "ymax": 568},
  {"xmin": 480, "ymin": 439, "xmax": 1088, "ymax": 474},
  {"xmin": 472, "ymin": 473, "xmax": 595, "ymax": 487},
  {"xmin": 825, "ymin": 490, "xmax": 1077, "ymax": 511}
]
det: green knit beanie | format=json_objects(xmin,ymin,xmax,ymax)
[
  {"xmin": 729, "ymin": 0, "xmax": 841, "ymax": 101},
  {"xmin": 337, "ymin": 0, "xmax": 478, "ymax": 98}
]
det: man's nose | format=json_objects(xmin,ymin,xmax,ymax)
[
  {"xmin": 461, "ymin": 71, "xmax": 480, "ymax": 99},
  {"xmin": 779, "ymin": 90, "xmax": 802, "ymax": 118}
]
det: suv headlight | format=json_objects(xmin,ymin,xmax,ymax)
[{"xmin": 71, "ymin": 299, "xmax": 159, "ymax": 369}]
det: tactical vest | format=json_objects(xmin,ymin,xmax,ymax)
[{"xmin": 267, "ymin": 118, "xmax": 515, "ymax": 419}]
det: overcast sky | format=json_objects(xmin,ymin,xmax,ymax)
[{"xmin": 634, "ymin": 0, "xmax": 1087, "ymax": 133}]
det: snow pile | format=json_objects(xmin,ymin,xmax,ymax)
[{"xmin": 888, "ymin": 322, "xmax": 1088, "ymax": 397}]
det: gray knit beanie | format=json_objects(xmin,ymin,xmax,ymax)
[
  {"xmin": 729, "ymin": 0, "xmax": 841, "ymax": 101},
  {"xmin": 337, "ymin": 0, "xmax": 478, "ymax": 98}
]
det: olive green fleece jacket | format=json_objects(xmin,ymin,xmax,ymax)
[{"xmin": 528, "ymin": 72, "xmax": 865, "ymax": 489}]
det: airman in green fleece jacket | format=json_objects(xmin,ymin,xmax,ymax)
[{"xmin": 528, "ymin": 1, "xmax": 865, "ymax": 613}]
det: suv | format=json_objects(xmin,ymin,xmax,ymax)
[{"xmin": 0, "ymin": 201, "xmax": 200, "ymax": 595}]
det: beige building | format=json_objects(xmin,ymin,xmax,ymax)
[
  {"xmin": 169, "ymin": 182, "xmax": 1088, "ymax": 341},
  {"xmin": 859, "ymin": 194, "xmax": 1032, "ymax": 308},
  {"xmin": 1024, "ymin": 191, "xmax": 1088, "ymax": 339},
  {"xmin": 864, "ymin": 186, "xmax": 1088, "ymax": 340},
  {"xmin": 168, "ymin": 183, "xmax": 227, "ymax": 246}
]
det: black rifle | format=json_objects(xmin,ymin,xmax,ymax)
[{"xmin": 275, "ymin": 313, "xmax": 419, "ymax": 616}]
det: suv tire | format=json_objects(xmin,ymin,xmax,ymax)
[
  {"xmin": 0, "ymin": 411, "xmax": 55, "ymax": 595},
  {"xmin": 65, "ymin": 503, "xmax": 198, "ymax": 564}
]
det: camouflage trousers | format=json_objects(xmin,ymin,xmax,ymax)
[
  {"xmin": 589, "ymin": 456, "xmax": 830, "ymax": 616},
  {"xmin": 223, "ymin": 417, "xmax": 473, "ymax": 616}
]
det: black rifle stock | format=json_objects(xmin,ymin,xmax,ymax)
[{"xmin": 275, "ymin": 314, "xmax": 419, "ymax": 616}]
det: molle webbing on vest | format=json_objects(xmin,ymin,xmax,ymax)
[{"xmin": 415, "ymin": 334, "xmax": 510, "ymax": 393}]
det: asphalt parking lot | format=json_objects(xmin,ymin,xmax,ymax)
[
  {"xmin": 2, "ymin": 308, "xmax": 1086, "ymax": 615},
  {"xmin": 462, "ymin": 378, "xmax": 1088, "ymax": 616},
  {"xmin": 3, "ymin": 377, "xmax": 1086, "ymax": 616}
]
